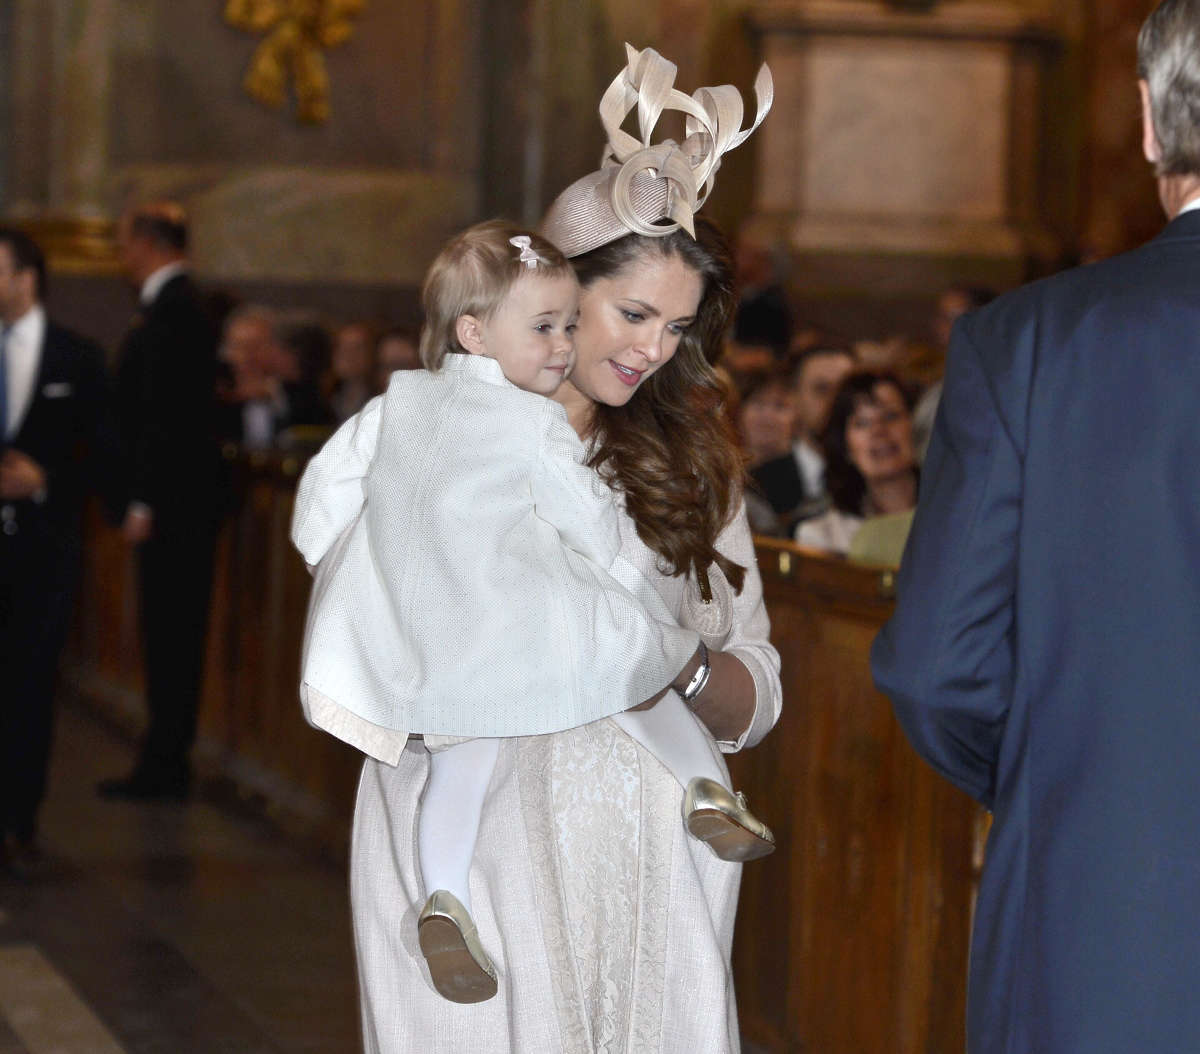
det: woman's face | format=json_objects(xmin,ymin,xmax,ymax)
[
  {"xmin": 844, "ymin": 383, "xmax": 915, "ymax": 484},
  {"xmin": 740, "ymin": 383, "xmax": 796, "ymax": 461},
  {"xmin": 556, "ymin": 252, "xmax": 704, "ymax": 414}
]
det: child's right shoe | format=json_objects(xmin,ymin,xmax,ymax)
[
  {"xmin": 418, "ymin": 890, "xmax": 498, "ymax": 1003},
  {"xmin": 683, "ymin": 777, "xmax": 776, "ymax": 862}
]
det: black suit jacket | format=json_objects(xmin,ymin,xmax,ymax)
[
  {"xmin": 2, "ymin": 320, "xmax": 117, "ymax": 563},
  {"xmin": 114, "ymin": 273, "xmax": 221, "ymax": 522}
]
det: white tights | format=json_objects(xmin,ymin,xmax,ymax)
[{"xmin": 417, "ymin": 693, "xmax": 729, "ymax": 909}]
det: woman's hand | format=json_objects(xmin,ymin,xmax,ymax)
[
  {"xmin": 627, "ymin": 646, "xmax": 757, "ymax": 744},
  {"xmin": 688, "ymin": 649, "xmax": 756, "ymax": 742}
]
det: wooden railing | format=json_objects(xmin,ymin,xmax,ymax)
[{"xmin": 64, "ymin": 456, "xmax": 981, "ymax": 1052}]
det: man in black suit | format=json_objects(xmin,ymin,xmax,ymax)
[
  {"xmin": 0, "ymin": 228, "xmax": 116, "ymax": 868},
  {"xmin": 99, "ymin": 203, "xmax": 222, "ymax": 800}
]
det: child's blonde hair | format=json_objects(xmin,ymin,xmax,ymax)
[{"xmin": 419, "ymin": 220, "xmax": 575, "ymax": 370}]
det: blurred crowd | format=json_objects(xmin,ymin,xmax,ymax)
[
  {"xmin": 720, "ymin": 233, "xmax": 995, "ymax": 565},
  {"xmin": 216, "ymin": 307, "xmax": 421, "ymax": 450},
  {"xmin": 212, "ymin": 229, "xmax": 995, "ymax": 571}
]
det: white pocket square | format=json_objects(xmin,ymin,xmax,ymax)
[{"xmin": 42, "ymin": 382, "xmax": 72, "ymax": 398}]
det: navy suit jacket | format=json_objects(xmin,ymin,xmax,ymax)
[{"xmin": 872, "ymin": 208, "xmax": 1200, "ymax": 1054}]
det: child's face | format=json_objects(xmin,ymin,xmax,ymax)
[{"xmin": 472, "ymin": 273, "xmax": 579, "ymax": 396}]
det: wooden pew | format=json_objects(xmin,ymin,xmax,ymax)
[
  {"xmin": 65, "ymin": 450, "xmax": 363, "ymax": 847},
  {"xmin": 731, "ymin": 538, "xmax": 983, "ymax": 1053},
  {"xmin": 64, "ymin": 460, "xmax": 982, "ymax": 1050}
]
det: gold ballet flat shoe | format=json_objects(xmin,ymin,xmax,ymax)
[
  {"xmin": 683, "ymin": 777, "xmax": 776, "ymax": 862},
  {"xmin": 417, "ymin": 890, "xmax": 499, "ymax": 1004}
]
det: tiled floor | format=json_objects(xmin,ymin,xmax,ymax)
[{"xmin": 0, "ymin": 701, "xmax": 360, "ymax": 1053}]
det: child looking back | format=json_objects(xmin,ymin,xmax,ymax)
[{"xmin": 292, "ymin": 220, "xmax": 773, "ymax": 1006}]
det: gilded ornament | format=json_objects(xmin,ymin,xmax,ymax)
[{"xmin": 224, "ymin": 0, "xmax": 366, "ymax": 124}]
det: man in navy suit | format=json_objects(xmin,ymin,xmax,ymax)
[
  {"xmin": 98, "ymin": 203, "xmax": 222, "ymax": 801},
  {"xmin": 0, "ymin": 228, "xmax": 115, "ymax": 871},
  {"xmin": 872, "ymin": 2, "xmax": 1200, "ymax": 1049}
]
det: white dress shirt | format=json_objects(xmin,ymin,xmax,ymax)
[
  {"xmin": 795, "ymin": 507, "xmax": 864, "ymax": 555},
  {"xmin": 1178, "ymin": 195, "xmax": 1200, "ymax": 218},
  {"xmin": 3, "ymin": 304, "xmax": 46, "ymax": 441},
  {"xmin": 792, "ymin": 437, "xmax": 825, "ymax": 499},
  {"xmin": 291, "ymin": 354, "xmax": 699, "ymax": 758},
  {"xmin": 139, "ymin": 261, "xmax": 187, "ymax": 305}
]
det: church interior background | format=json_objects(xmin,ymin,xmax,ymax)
[{"xmin": 0, "ymin": 2, "xmax": 1171, "ymax": 1052}]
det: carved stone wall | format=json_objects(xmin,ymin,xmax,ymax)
[
  {"xmin": 0, "ymin": 0, "xmax": 1167, "ymax": 329},
  {"xmin": 2, "ymin": 1, "xmax": 481, "ymax": 286},
  {"xmin": 746, "ymin": 0, "xmax": 1067, "ymax": 301}
]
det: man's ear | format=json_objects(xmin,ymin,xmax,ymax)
[
  {"xmin": 1140, "ymin": 79, "xmax": 1163, "ymax": 165},
  {"xmin": 456, "ymin": 314, "xmax": 487, "ymax": 356}
]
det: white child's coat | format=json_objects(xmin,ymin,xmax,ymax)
[{"xmin": 291, "ymin": 354, "xmax": 699, "ymax": 757}]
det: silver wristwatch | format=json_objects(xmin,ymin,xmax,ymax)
[{"xmin": 676, "ymin": 640, "xmax": 711, "ymax": 703}]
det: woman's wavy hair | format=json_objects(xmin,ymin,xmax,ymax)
[
  {"xmin": 819, "ymin": 370, "xmax": 915, "ymax": 516},
  {"xmin": 570, "ymin": 216, "xmax": 746, "ymax": 597}
]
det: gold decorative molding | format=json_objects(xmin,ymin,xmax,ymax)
[
  {"xmin": 224, "ymin": 0, "xmax": 366, "ymax": 124},
  {"xmin": 13, "ymin": 216, "xmax": 120, "ymax": 275}
]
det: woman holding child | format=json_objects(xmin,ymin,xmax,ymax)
[{"xmin": 298, "ymin": 46, "xmax": 781, "ymax": 1052}]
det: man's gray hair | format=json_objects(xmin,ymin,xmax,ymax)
[{"xmin": 1138, "ymin": 0, "xmax": 1200, "ymax": 176}]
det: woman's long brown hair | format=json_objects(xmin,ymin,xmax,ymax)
[{"xmin": 570, "ymin": 217, "xmax": 747, "ymax": 597}]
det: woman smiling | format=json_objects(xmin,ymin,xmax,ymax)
[{"xmin": 796, "ymin": 370, "xmax": 919, "ymax": 557}]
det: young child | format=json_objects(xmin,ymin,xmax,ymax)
[{"xmin": 291, "ymin": 220, "xmax": 773, "ymax": 1005}]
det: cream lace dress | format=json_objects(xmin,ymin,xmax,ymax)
[{"xmin": 350, "ymin": 502, "xmax": 782, "ymax": 1054}]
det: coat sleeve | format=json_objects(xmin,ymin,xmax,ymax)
[
  {"xmin": 290, "ymin": 396, "xmax": 384, "ymax": 568},
  {"xmin": 74, "ymin": 335, "xmax": 126, "ymax": 520},
  {"xmin": 528, "ymin": 409, "xmax": 622, "ymax": 567},
  {"xmin": 710, "ymin": 504, "xmax": 783, "ymax": 752},
  {"xmin": 529, "ymin": 407, "xmax": 700, "ymax": 705},
  {"xmin": 870, "ymin": 318, "xmax": 1024, "ymax": 809}
]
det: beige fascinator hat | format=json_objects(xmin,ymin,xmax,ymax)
[{"xmin": 541, "ymin": 44, "xmax": 774, "ymax": 259}]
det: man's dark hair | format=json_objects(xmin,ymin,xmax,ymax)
[
  {"xmin": 128, "ymin": 209, "xmax": 189, "ymax": 254},
  {"xmin": 0, "ymin": 226, "xmax": 47, "ymax": 300},
  {"xmin": 786, "ymin": 342, "xmax": 855, "ymax": 387}
]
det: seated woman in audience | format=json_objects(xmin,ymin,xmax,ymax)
[
  {"xmin": 374, "ymin": 325, "xmax": 421, "ymax": 389},
  {"xmin": 795, "ymin": 370, "xmax": 918, "ymax": 558},
  {"xmin": 329, "ymin": 321, "xmax": 379, "ymax": 423},
  {"xmin": 734, "ymin": 364, "xmax": 805, "ymax": 536}
]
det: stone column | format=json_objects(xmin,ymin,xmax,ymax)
[
  {"xmin": 47, "ymin": 0, "xmax": 118, "ymax": 221},
  {"xmin": 3, "ymin": 0, "xmax": 118, "ymax": 270},
  {"xmin": 6, "ymin": 0, "xmax": 55, "ymax": 219}
]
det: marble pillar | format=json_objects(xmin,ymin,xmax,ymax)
[
  {"xmin": 5, "ymin": 0, "xmax": 119, "ymax": 271},
  {"xmin": 48, "ymin": 0, "xmax": 117, "ymax": 221}
]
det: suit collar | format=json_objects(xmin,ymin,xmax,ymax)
[
  {"xmin": 1154, "ymin": 207, "xmax": 1200, "ymax": 244},
  {"xmin": 140, "ymin": 261, "xmax": 188, "ymax": 305}
]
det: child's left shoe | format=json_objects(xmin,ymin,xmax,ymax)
[
  {"xmin": 683, "ymin": 777, "xmax": 776, "ymax": 862},
  {"xmin": 418, "ymin": 890, "xmax": 499, "ymax": 1004}
]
